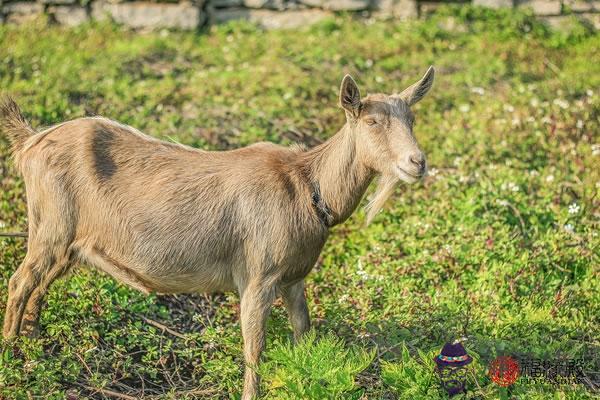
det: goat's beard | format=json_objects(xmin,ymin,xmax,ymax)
[{"xmin": 364, "ymin": 174, "xmax": 400, "ymax": 225}]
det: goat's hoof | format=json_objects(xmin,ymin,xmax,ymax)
[{"xmin": 20, "ymin": 325, "xmax": 40, "ymax": 339}]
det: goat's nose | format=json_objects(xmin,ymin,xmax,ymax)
[{"xmin": 409, "ymin": 153, "xmax": 426, "ymax": 170}]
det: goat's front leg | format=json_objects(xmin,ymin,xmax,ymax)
[
  {"xmin": 239, "ymin": 281, "xmax": 275, "ymax": 400},
  {"xmin": 281, "ymin": 280, "xmax": 310, "ymax": 342}
]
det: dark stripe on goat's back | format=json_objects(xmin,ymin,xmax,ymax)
[{"xmin": 91, "ymin": 123, "xmax": 118, "ymax": 182}]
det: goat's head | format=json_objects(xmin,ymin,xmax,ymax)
[{"xmin": 339, "ymin": 67, "xmax": 434, "ymax": 184}]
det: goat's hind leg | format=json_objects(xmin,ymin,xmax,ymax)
[
  {"xmin": 281, "ymin": 280, "xmax": 310, "ymax": 342},
  {"xmin": 19, "ymin": 252, "xmax": 74, "ymax": 337},
  {"xmin": 2, "ymin": 243, "xmax": 72, "ymax": 338}
]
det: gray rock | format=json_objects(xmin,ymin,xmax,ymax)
[
  {"xmin": 3, "ymin": 1, "xmax": 44, "ymax": 24},
  {"xmin": 516, "ymin": 0, "xmax": 561, "ymax": 15},
  {"xmin": 579, "ymin": 12, "xmax": 600, "ymax": 28},
  {"xmin": 372, "ymin": 0, "xmax": 418, "ymax": 18},
  {"xmin": 543, "ymin": 13, "xmax": 600, "ymax": 29},
  {"xmin": 48, "ymin": 5, "xmax": 89, "ymax": 26},
  {"xmin": 212, "ymin": 8, "xmax": 332, "ymax": 28},
  {"xmin": 473, "ymin": 0, "xmax": 513, "ymax": 8},
  {"xmin": 562, "ymin": 0, "xmax": 599, "ymax": 12},
  {"xmin": 92, "ymin": 1, "xmax": 205, "ymax": 29},
  {"xmin": 419, "ymin": 1, "xmax": 443, "ymax": 14},
  {"xmin": 299, "ymin": 0, "xmax": 370, "ymax": 11}
]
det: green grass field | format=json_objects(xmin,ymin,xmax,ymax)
[{"xmin": 0, "ymin": 7, "xmax": 599, "ymax": 399}]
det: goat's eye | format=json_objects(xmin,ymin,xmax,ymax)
[{"xmin": 365, "ymin": 119, "xmax": 377, "ymax": 126}]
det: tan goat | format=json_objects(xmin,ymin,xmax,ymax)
[{"xmin": 0, "ymin": 67, "xmax": 434, "ymax": 399}]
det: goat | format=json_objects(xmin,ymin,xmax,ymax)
[{"xmin": 0, "ymin": 67, "xmax": 434, "ymax": 399}]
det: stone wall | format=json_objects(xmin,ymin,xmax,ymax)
[{"xmin": 1, "ymin": 0, "xmax": 599, "ymax": 29}]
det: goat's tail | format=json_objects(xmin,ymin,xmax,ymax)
[{"xmin": 0, "ymin": 96, "xmax": 35, "ymax": 155}]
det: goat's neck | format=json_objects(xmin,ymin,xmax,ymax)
[{"xmin": 302, "ymin": 124, "xmax": 374, "ymax": 226}]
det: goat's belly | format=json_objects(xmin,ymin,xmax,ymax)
[
  {"xmin": 142, "ymin": 262, "xmax": 237, "ymax": 294},
  {"xmin": 83, "ymin": 244, "xmax": 237, "ymax": 294}
]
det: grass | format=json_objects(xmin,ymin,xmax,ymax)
[{"xmin": 0, "ymin": 6, "xmax": 599, "ymax": 399}]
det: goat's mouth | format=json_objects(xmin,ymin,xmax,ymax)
[{"xmin": 395, "ymin": 165, "xmax": 424, "ymax": 183}]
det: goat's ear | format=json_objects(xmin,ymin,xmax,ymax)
[
  {"xmin": 398, "ymin": 66, "xmax": 435, "ymax": 106},
  {"xmin": 339, "ymin": 74, "xmax": 361, "ymax": 119}
]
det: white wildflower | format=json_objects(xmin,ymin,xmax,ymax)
[
  {"xmin": 576, "ymin": 120, "xmax": 584, "ymax": 129},
  {"xmin": 453, "ymin": 157, "xmax": 462, "ymax": 167},
  {"xmin": 365, "ymin": 59, "xmax": 374, "ymax": 68},
  {"xmin": 568, "ymin": 203, "xmax": 580, "ymax": 214},
  {"xmin": 503, "ymin": 104, "xmax": 515, "ymax": 113},
  {"xmin": 375, "ymin": 76, "xmax": 384, "ymax": 83},
  {"xmin": 338, "ymin": 294, "xmax": 349, "ymax": 303},
  {"xmin": 512, "ymin": 117, "xmax": 520, "ymax": 126},
  {"xmin": 529, "ymin": 170, "xmax": 539, "ymax": 176},
  {"xmin": 428, "ymin": 167, "xmax": 439, "ymax": 177},
  {"xmin": 530, "ymin": 98, "xmax": 539, "ymax": 107},
  {"xmin": 502, "ymin": 182, "xmax": 519, "ymax": 192},
  {"xmin": 546, "ymin": 175, "xmax": 555, "ymax": 182},
  {"xmin": 459, "ymin": 175, "xmax": 469, "ymax": 183},
  {"xmin": 356, "ymin": 260, "xmax": 370, "ymax": 280},
  {"xmin": 563, "ymin": 223, "xmax": 574, "ymax": 233},
  {"xmin": 357, "ymin": 270, "xmax": 369, "ymax": 280},
  {"xmin": 526, "ymin": 116, "xmax": 535, "ymax": 123},
  {"xmin": 283, "ymin": 92, "xmax": 293, "ymax": 100},
  {"xmin": 592, "ymin": 144, "xmax": 600, "ymax": 156},
  {"xmin": 553, "ymin": 99, "xmax": 569, "ymax": 109},
  {"xmin": 496, "ymin": 199, "xmax": 509, "ymax": 206},
  {"xmin": 586, "ymin": 89, "xmax": 594, "ymax": 97},
  {"xmin": 471, "ymin": 87, "xmax": 485, "ymax": 95},
  {"xmin": 459, "ymin": 104, "xmax": 470, "ymax": 113},
  {"xmin": 541, "ymin": 116, "xmax": 552, "ymax": 124},
  {"xmin": 453, "ymin": 336, "xmax": 469, "ymax": 344}
]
